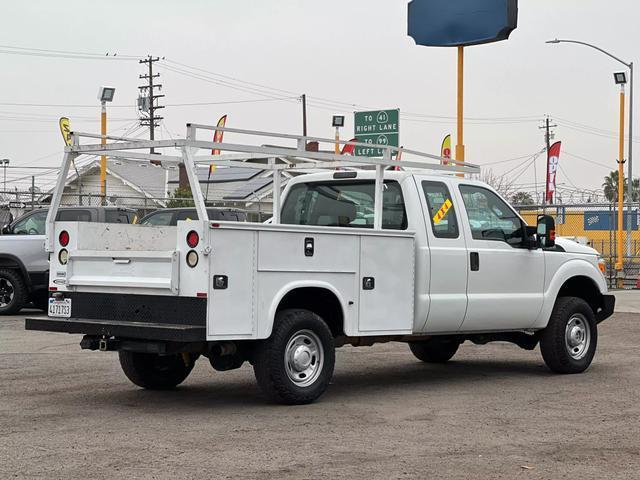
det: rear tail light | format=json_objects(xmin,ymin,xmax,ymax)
[
  {"xmin": 186, "ymin": 250, "xmax": 199, "ymax": 268},
  {"xmin": 59, "ymin": 230, "xmax": 69, "ymax": 247},
  {"xmin": 187, "ymin": 230, "xmax": 199, "ymax": 248}
]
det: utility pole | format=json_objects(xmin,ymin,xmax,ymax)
[
  {"xmin": 138, "ymin": 56, "xmax": 164, "ymax": 154},
  {"xmin": 539, "ymin": 116, "xmax": 557, "ymax": 206},
  {"xmin": 301, "ymin": 94, "xmax": 307, "ymax": 137}
]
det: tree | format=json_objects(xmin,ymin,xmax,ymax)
[
  {"xmin": 166, "ymin": 186, "xmax": 194, "ymax": 208},
  {"xmin": 602, "ymin": 171, "xmax": 640, "ymax": 203},
  {"xmin": 479, "ymin": 168, "xmax": 516, "ymax": 199},
  {"xmin": 511, "ymin": 191, "xmax": 534, "ymax": 205}
]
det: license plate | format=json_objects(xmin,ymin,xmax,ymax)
[{"xmin": 48, "ymin": 298, "xmax": 71, "ymax": 318}]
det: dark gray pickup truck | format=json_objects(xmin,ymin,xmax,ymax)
[{"xmin": 0, "ymin": 207, "xmax": 135, "ymax": 314}]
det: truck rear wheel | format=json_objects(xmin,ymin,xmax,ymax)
[
  {"xmin": 409, "ymin": 338, "xmax": 459, "ymax": 363},
  {"xmin": 540, "ymin": 296, "xmax": 597, "ymax": 374},
  {"xmin": 118, "ymin": 351, "xmax": 195, "ymax": 390},
  {"xmin": 0, "ymin": 269, "xmax": 26, "ymax": 315},
  {"xmin": 253, "ymin": 309, "xmax": 335, "ymax": 405}
]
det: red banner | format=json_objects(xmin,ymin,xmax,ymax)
[
  {"xmin": 210, "ymin": 115, "xmax": 227, "ymax": 172},
  {"xmin": 546, "ymin": 141, "xmax": 561, "ymax": 203}
]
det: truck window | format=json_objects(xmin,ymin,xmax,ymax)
[
  {"xmin": 140, "ymin": 211, "xmax": 174, "ymax": 226},
  {"xmin": 57, "ymin": 209, "xmax": 92, "ymax": 222},
  {"xmin": 105, "ymin": 211, "xmax": 132, "ymax": 224},
  {"xmin": 421, "ymin": 181, "xmax": 459, "ymax": 239},
  {"xmin": 459, "ymin": 185, "xmax": 522, "ymax": 242},
  {"xmin": 281, "ymin": 180, "xmax": 407, "ymax": 230},
  {"xmin": 13, "ymin": 210, "xmax": 47, "ymax": 235}
]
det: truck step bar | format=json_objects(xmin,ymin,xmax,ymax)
[{"xmin": 25, "ymin": 317, "xmax": 205, "ymax": 342}]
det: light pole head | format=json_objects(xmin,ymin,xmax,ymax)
[
  {"xmin": 614, "ymin": 72, "xmax": 627, "ymax": 85},
  {"xmin": 98, "ymin": 86, "xmax": 116, "ymax": 103},
  {"xmin": 546, "ymin": 38, "xmax": 560, "ymax": 44},
  {"xmin": 332, "ymin": 115, "xmax": 345, "ymax": 128},
  {"xmin": 1, "ymin": 159, "xmax": 9, "ymax": 166}
]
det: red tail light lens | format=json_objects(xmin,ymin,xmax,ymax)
[
  {"xmin": 59, "ymin": 230, "xmax": 70, "ymax": 247},
  {"xmin": 186, "ymin": 231, "xmax": 199, "ymax": 248}
]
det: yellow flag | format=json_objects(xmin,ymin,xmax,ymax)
[
  {"xmin": 441, "ymin": 134, "xmax": 451, "ymax": 165},
  {"xmin": 59, "ymin": 117, "xmax": 72, "ymax": 146}
]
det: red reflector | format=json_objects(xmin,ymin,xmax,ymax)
[
  {"xmin": 550, "ymin": 229, "xmax": 556, "ymax": 241},
  {"xmin": 59, "ymin": 230, "xmax": 69, "ymax": 247},
  {"xmin": 196, "ymin": 292, "xmax": 207, "ymax": 298},
  {"xmin": 186, "ymin": 230, "xmax": 199, "ymax": 248},
  {"xmin": 210, "ymin": 223, "xmax": 220, "ymax": 228},
  {"xmin": 49, "ymin": 287, "xmax": 58, "ymax": 291}
]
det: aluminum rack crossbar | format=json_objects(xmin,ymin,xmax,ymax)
[{"xmin": 45, "ymin": 124, "xmax": 479, "ymax": 250}]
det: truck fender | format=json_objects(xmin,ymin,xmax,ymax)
[
  {"xmin": 533, "ymin": 258, "xmax": 607, "ymax": 329},
  {"xmin": 264, "ymin": 280, "xmax": 349, "ymax": 338},
  {"xmin": 0, "ymin": 254, "xmax": 31, "ymax": 288}
]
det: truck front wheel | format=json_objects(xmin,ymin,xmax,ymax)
[
  {"xmin": 409, "ymin": 338, "xmax": 460, "ymax": 363},
  {"xmin": 253, "ymin": 309, "xmax": 335, "ymax": 405},
  {"xmin": 118, "ymin": 351, "xmax": 195, "ymax": 390},
  {"xmin": 540, "ymin": 296, "xmax": 597, "ymax": 374}
]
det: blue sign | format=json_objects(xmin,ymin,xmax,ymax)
[
  {"xmin": 584, "ymin": 210, "xmax": 638, "ymax": 231},
  {"xmin": 408, "ymin": 0, "xmax": 518, "ymax": 47}
]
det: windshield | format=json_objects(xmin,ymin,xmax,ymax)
[{"xmin": 281, "ymin": 180, "xmax": 407, "ymax": 230}]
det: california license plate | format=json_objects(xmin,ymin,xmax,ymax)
[{"xmin": 48, "ymin": 298, "xmax": 71, "ymax": 318}]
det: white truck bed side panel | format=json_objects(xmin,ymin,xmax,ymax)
[
  {"xmin": 358, "ymin": 235, "xmax": 414, "ymax": 333},
  {"xmin": 208, "ymin": 229, "xmax": 257, "ymax": 338}
]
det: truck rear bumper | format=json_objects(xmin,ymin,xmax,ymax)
[
  {"xmin": 25, "ymin": 316, "xmax": 205, "ymax": 342},
  {"xmin": 596, "ymin": 294, "xmax": 615, "ymax": 324}
]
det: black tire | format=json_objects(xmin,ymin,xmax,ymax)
[
  {"xmin": 118, "ymin": 351, "xmax": 195, "ymax": 390},
  {"xmin": 253, "ymin": 309, "xmax": 335, "ymax": 405},
  {"xmin": 540, "ymin": 296, "xmax": 597, "ymax": 374},
  {"xmin": 409, "ymin": 338, "xmax": 459, "ymax": 363},
  {"xmin": 0, "ymin": 269, "xmax": 27, "ymax": 315}
]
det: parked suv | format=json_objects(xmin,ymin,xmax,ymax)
[
  {"xmin": 139, "ymin": 207, "xmax": 246, "ymax": 226},
  {"xmin": 0, "ymin": 207, "xmax": 135, "ymax": 314}
]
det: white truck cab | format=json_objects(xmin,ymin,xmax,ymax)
[{"xmin": 26, "ymin": 125, "xmax": 614, "ymax": 404}]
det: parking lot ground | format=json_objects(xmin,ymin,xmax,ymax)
[{"xmin": 1, "ymin": 309, "xmax": 639, "ymax": 480}]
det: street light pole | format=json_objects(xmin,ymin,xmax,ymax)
[{"xmin": 547, "ymin": 38, "xmax": 635, "ymax": 259}]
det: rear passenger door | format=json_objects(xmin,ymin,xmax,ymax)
[{"xmin": 417, "ymin": 178, "xmax": 468, "ymax": 332}]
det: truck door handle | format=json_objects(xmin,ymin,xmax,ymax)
[
  {"xmin": 112, "ymin": 258, "xmax": 131, "ymax": 264},
  {"xmin": 470, "ymin": 252, "xmax": 479, "ymax": 271}
]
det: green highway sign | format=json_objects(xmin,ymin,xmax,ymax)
[{"xmin": 354, "ymin": 109, "xmax": 399, "ymax": 157}]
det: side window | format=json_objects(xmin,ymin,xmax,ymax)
[
  {"xmin": 281, "ymin": 181, "xmax": 407, "ymax": 230},
  {"xmin": 421, "ymin": 181, "xmax": 459, "ymax": 238},
  {"xmin": 105, "ymin": 211, "xmax": 132, "ymax": 224},
  {"xmin": 175, "ymin": 210, "xmax": 198, "ymax": 222},
  {"xmin": 140, "ymin": 211, "xmax": 174, "ymax": 226},
  {"xmin": 459, "ymin": 185, "xmax": 523, "ymax": 242},
  {"xmin": 56, "ymin": 209, "xmax": 92, "ymax": 222},
  {"xmin": 13, "ymin": 211, "xmax": 47, "ymax": 235}
]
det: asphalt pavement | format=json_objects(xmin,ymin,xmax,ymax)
[{"xmin": 1, "ymin": 303, "xmax": 639, "ymax": 479}]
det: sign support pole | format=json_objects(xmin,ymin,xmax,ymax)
[
  {"xmin": 616, "ymin": 84, "xmax": 626, "ymax": 283},
  {"xmin": 455, "ymin": 46, "xmax": 465, "ymax": 177},
  {"xmin": 100, "ymin": 101, "xmax": 107, "ymax": 204}
]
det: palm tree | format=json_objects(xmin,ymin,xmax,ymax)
[
  {"xmin": 602, "ymin": 171, "xmax": 640, "ymax": 203},
  {"xmin": 511, "ymin": 191, "xmax": 534, "ymax": 205}
]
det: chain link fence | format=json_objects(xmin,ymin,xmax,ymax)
[
  {"xmin": 515, "ymin": 203, "xmax": 640, "ymax": 289},
  {"xmin": 0, "ymin": 190, "xmax": 273, "ymax": 224}
]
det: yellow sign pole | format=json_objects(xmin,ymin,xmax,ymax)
[
  {"xmin": 616, "ymin": 85, "xmax": 626, "ymax": 281},
  {"xmin": 100, "ymin": 102, "xmax": 107, "ymax": 202},
  {"xmin": 334, "ymin": 127, "xmax": 340, "ymax": 154},
  {"xmin": 455, "ymin": 46, "xmax": 465, "ymax": 177}
]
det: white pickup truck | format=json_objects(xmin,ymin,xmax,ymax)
[{"xmin": 26, "ymin": 125, "xmax": 614, "ymax": 404}]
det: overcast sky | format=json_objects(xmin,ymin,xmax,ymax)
[{"xmin": 1, "ymin": 0, "xmax": 637, "ymax": 200}]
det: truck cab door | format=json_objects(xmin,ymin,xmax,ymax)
[
  {"xmin": 456, "ymin": 184, "xmax": 544, "ymax": 331},
  {"xmin": 416, "ymin": 178, "xmax": 468, "ymax": 332}
]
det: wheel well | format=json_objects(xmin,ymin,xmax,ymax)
[
  {"xmin": 276, "ymin": 287, "xmax": 344, "ymax": 337},
  {"xmin": 0, "ymin": 256, "xmax": 29, "ymax": 286},
  {"xmin": 558, "ymin": 276, "xmax": 602, "ymax": 313}
]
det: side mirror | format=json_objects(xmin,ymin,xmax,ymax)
[
  {"xmin": 536, "ymin": 214, "xmax": 555, "ymax": 248},
  {"xmin": 1, "ymin": 224, "xmax": 12, "ymax": 234}
]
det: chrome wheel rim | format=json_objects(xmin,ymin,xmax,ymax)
[
  {"xmin": 284, "ymin": 329, "xmax": 323, "ymax": 388},
  {"xmin": 0, "ymin": 278, "xmax": 14, "ymax": 307},
  {"xmin": 565, "ymin": 314, "xmax": 590, "ymax": 360}
]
